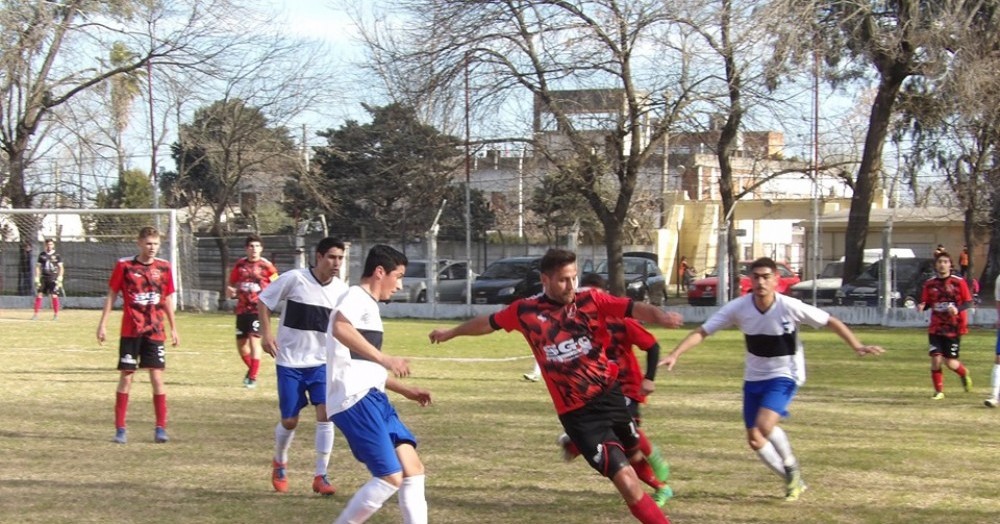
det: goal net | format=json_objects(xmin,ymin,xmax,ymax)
[{"xmin": 0, "ymin": 209, "xmax": 189, "ymax": 308}]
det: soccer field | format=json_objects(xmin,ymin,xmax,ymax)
[{"xmin": 1, "ymin": 309, "xmax": 999, "ymax": 523}]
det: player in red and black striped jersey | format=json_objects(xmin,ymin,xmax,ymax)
[
  {"xmin": 97, "ymin": 226, "xmax": 179, "ymax": 445},
  {"xmin": 429, "ymin": 249, "xmax": 683, "ymax": 524},
  {"xmin": 917, "ymin": 251, "xmax": 974, "ymax": 399},
  {"xmin": 557, "ymin": 273, "xmax": 673, "ymax": 506},
  {"xmin": 227, "ymin": 235, "xmax": 278, "ymax": 388}
]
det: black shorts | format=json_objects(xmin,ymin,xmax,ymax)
[
  {"xmin": 625, "ymin": 396, "xmax": 643, "ymax": 427},
  {"xmin": 928, "ymin": 334, "xmax": 961, "ymax": 359},
  {"xmin": 38, "ymin": 279, "xmax": 59, "ymax": 295},
  {"xmin": 118, "ymin": 337, "xmax": 166, "ymax": 370},
  {"xmin": 235, "ymin": 313, "xmax": 261, "ymax": 339},
  {"xmin": 558, "ymin": 383, "xmax": 639, "ymax": 478}
]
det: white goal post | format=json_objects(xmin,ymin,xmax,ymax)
[{"xmin": 0, "ymin": 208, "xmax": 183, "ymax": 309}]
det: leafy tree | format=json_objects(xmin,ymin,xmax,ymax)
[
  {"xmin": 85, "ymin": 168, "xmax": 153, "ymax": 237},
  {"xmin": 164, "ymin": 98, "xmax": 297, "ymax": 306},
  {"xmin": 296, "ymin": 103, "xmax": 463, "ymax": 242}
]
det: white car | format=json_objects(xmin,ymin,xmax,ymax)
[{"xmin": 390, "ymin": 259, "xmax": 476, "ymax": 303}]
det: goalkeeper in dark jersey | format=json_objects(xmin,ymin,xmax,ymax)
[{"xmin": 33, "ymin": 238, "xmax": 64, "ymax": 320}]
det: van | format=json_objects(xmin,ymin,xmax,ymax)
[{"xmin": 791, "ymin": 248, "xmax": 916, "ymax": 305}]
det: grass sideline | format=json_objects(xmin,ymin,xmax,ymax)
[{"xmin": 1, "ymin": 308, "xmax": 999, "ymax": 523}]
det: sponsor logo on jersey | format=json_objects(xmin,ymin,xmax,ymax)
[
  {"xmin": 132, "ymin": 291, "xmax": 162, "ymax": 306},
  {"xmin": 542, "ymin": 336, "xmax": 593, "ymax": 362}
]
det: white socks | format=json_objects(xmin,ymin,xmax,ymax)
[
  {"xmin": 333, "ymin": 477, "xmax": 399, "ymax": 524},
  {"xmin": 274, "ymin": 424, "xmax": 295, "ymax": 464},
  {"xmin": 755, "ymin": 441, "xmax": 786, "ymax": 477},
  {"xmin": 315, "ymin": 421, "xmax": 335, "ymax": 476},
  {"xmin": 768, "ymin": 426, "xmax": 797, "ymax": 468},
  {"xmin": 398, "ymin": 474, "xmax": 428, "ymax": 524},
  {"xmin": 991, "ymin": 364, "xmax": 1000, "ymax": 399}
]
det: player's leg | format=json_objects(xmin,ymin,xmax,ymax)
[
  {"xmin": 139, "ymin": 338, "xmax": 169, "ymax": 443},
  {"xmin": 272, "ymin": 366, "xmax": 305, "ymax": 492},
  {"xmin": 114, "ymin": 338, "xmax": 141, "ymax": 444},
  {"xmin": 942, "ymin": 338, "xmax": 971, "ymax": 392},
  {"xmin": 246, "ymin": 330, "xmax": 263, "ymax": 386},
  {"xmin": 305, "ymin": 365, "xmax": 336, "ymax": 495},
  {"xmin": 986, "ymin": 338, "xmax": 1000, "ymax": 407},
  {"xmin": 929, "ymin": 341, "xmax": 945, "ymax": 398},
  {"xmin": 235, "ymin": 314, "xmax": 254, "ymax": 385},
  {"xmin": 523, "ymin": 360, "xmax": 541, "ymax": 381},
  {"xmin": 50, "ymin": 290, "xmax": 60, "ymax": 319}
]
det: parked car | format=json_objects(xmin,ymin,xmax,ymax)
[
  {"xmin": 790, "ymin": 248, "xmax": 915, "ymax": 306},
  {"xmin": 835, "ymin": 257, "xmax": 936, "ymax": 308},
  {"xmin": 593, "ymin": 252, "xmax": 668, "ymax": 306},
  {"xmin": 687, "ymin": 260, "xmax": 800, "ymax": 306},
  {"xmin": 390, "ymin": 259, "xmax": 475, "ymax": 303},
  {"xmin": 470, "ymin": 256, "xmax": 543, "ymax": 304}
]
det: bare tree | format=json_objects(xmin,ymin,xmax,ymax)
[
  {"xmin": 0, "ymin": 0, "xmax": 248, "ymax": 293},
  {"xmin": 784, "ymin": 0, "xmax": 995, "ymax": 281}
]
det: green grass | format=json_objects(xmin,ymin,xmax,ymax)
[{"xmin": 1, "ymin": 309, "xmax": 999, "ymax": 523}]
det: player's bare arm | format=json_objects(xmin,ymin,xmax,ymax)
[
  {"xmin": 257, "ymin": 301, "xmax": 278, "ymax": 357},
  {"xmin": 825, "ymin": 317, "xmax": 884, "ymax": 356},
  {"xmin": 631, "ymin": 301, "xmax": 683, "ymax": 329},
  {"xmin": 657, "ymin": 327, "xmax": 709, "ymax": 370},
  {"xmin": 96, "ymin": 288, "xmax": 117, "ymax": 345},
  {"xmin": 428, "ymin": 315, "xmax": 495, "ymax": 344},
  {"xmin": 386, "ymin": 376, "xmax": 431, "ymax": 407},
  {"xmin": 164, "ymin": 294, "xmax": 180, "ymax": 346},
  {"xmin": 332, "ymin": 311, "xmax": 410, "ymax": 377}
]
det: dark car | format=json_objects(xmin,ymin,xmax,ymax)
[
  {"xmin": 835, "ymin": 258, "xmax": 936, "ymax": 308},
  {"xmin": 470, "ymin": 256, "xmax": 543, "ymax": 304},
  {"xmin": 593, "ymin": 252, "xmax": 668, "ymax": 306}
]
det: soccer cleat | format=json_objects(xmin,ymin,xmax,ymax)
[
  {"xmin": 154, "ymin": 427, "xmax": 169, "ymax": 443},
  {"xmin": 931, "ymin": 391, "xmax": 945, "ymax": 400},
  {"xmin": 312, "ymin": 474, "xmax": 337, "ymax": 496},
  {"xmin": 245, "ymin": 379, "xmax": 257, "ymax": 389},
  {"xmin": 114, "ymin": 427, "xmax": 127, "ymax": 444},
  {"xmin": 783, "ymin": 463, "xmax": 806, "ymax": 501},
  {"xmin": 653, "ymin": 485, "xmax": 674, "ymax": 507},
  {"xmin": 556, "ymin": 433, "xmax": 579, "ymax": 462},
  {"xmin": 962, "ymin": 374, "xmax": 973, "ymax": 392},
  {"xmin": 52, "ymin": 315, "xmax": 58, "ymax": 321},
  {"xmin": 522, "ymin": 373, "xmax": 540, "ymax": 382},
  {"xmin": 30, "ymin": 314, "xmax": 38, "ymax": 321},
  {"xmin": 648, "ymin": 446, "xmax": 671, "ymax": 483},
  {"xmin": 984, "ymin": 397, "xmax": 998, "ymax": 408},
  {"xmin": 271, "ymin": 461, "xmax": 289, "ymax": 493}
]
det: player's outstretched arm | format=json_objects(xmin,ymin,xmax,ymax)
[
  {"xmin": 428, "ymin": 315, "xmax": 495, "ymax": 344},
  {"xmin": 825, "ymin": 317, "xmax": 885, "ymax": 356},
  {"xmin": 657, "ymin": 327, "xmax": 709, "ymax": 370},
  {"xmin": 333, "ymin": 311, "xmax": 410, "ymax": 377},
  {"xmin": 386, "ymin": 376, "xmax": 431, "ymax": 407}
]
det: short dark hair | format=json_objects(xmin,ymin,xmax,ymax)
[
  {"xmin": 245, "ymin": 234, "xmax": 263, "ymax": 247},
  {"xmin": 580, "ymin": 272, "xmax": 606, "ymax": 290},
  {"xmin": 363, "ymin": 244, "xmax": 407, "ymax": 277},
  {"xmin": 934, "ymin": 251, "xmax": 952, "ymax": 264},
  {"xmin": 315, "ymin": 237, "xmax": 346, "ymax": 256},
  {"xmin": 539, "ymin": 248, "xmax": 576, "ymax": 275},
  {"xmin": 749, "ymin": 257, "xmax": 778, "ymax": 273}
]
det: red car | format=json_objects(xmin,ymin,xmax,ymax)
[{"xmin": 687, "ymin": 261, "xmax": 800, "ymax": 306}]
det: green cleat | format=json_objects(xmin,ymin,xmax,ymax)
[
  {"xmin": 932, "ymin": 391, "xmax": 945, "ymax": 400},
  {"xmin": 647, "ymin": 447, "xmax": 670, "ymax": 483},
  {"xmin": 962, "ymin": 374, "xmax": 973, "ymax": 392},
  {"xmin": 783, "ymin": 464, "xmax": 806, "ymax": 502},
  {"xmin": 652, "ymin": 485, "xmax": 673, "ymax": 507}
]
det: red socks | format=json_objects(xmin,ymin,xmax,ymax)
[
  {"xmin": 115, "ymin": 392, "xmax": 129, "ymax": 428},
  {"xmin": 628, "ymin": 493, "xmax": 670, "ymax": 523},
  {"xmin": 52, "ymin": 296, "xmax": 60, "ymax": 314},
  {"xmin": 153, "ymin": 394, "xmax": 168, "ymax": 428},
  {"xmin": 33, "ymin": 297, "xmax": 42, "ymax": 314},
  {"xmin": 633, "ymin": 459, "xmax": 665, "ymax": 489},
  {"xmin": 932, "ymin": 369, "xmax": 943, "ymax": 392},
  {"xmin": 249, "ymin": 358, "xmax": 261, "ymax": 381}
]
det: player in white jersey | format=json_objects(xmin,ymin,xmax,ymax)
[
  {"xmin": 986, "ymin": 274, "xmax": 1000, "ymax": 408},
  {"xmin": 659, "ymin": 257, "xmax": 883, "ymax": 501},
  {"xmin": 327, "ymin": 245, "xmax": 431, "ymax": 524},
  {"xmin": 258, "ymin": 237, "xmax": 349, "ymax": 495}
]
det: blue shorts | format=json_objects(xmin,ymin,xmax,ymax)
[
  {"xmin": 275, "ymin": 365, "xmax": 326, "ymax": 419},
  {"xmin": 743, "ymin": 377, "xmax": 798, "ymax": 428},
  {"xmin": 331, "ymin": 388, "xmax": 417, "ymax": 478},
  {"xmin": 995, "ymin": 329, "xmax": 1000, "ymax": 355}
]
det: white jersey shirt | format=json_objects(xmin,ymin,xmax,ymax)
[
  {"xmin": 326, "ymin": 285, "xmax": 389, "ymax": 416},
  {"xmin": 258, "ymin": 267, "xmax": 348, "ymax": 368},
  {"xmin": 702, "ymin": 293, "xmax": 830, "ymax": 385}
]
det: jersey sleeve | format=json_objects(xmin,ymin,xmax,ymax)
[
  {"xmin": 701, "ymin": 299, "xmax": 738, "ymax": 335},
  {"xmin": 589, "ymin": 289, "xmax": 631, "ymax": 318},
  {"xmin": 788, "ymin": 297, "xmax": 830, "ymax": 328},
  {"xmin": 958, "ymin": 278, "xmax": 973, "ymax": 304},
  {"xmin": 258, "ymin": 271, "xmax": 289, "ymax": 311},
  {"xmin": 107, "ymin": 260, "xmax": 125, "ymax": 293},
  {"xmin": 624, "ymin": 318, "xmax": 657, "ymax": 351},
  {"xmin": 161, "ymin": 262, "xmax": 176, "ymax": 297},
  {"xmin": 489, "ymin": 301, "xmax": 522, "ymax": 333},
  {"xmin": 266, "ymin": 260, "xmax": 279, "ymax": 282},
  {"xmin": 228, "ymin": 261, "xmax": 241, "ymax": 285}
]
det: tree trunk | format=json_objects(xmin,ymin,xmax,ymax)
[
  {"xmin": 4, "ymin": 143, "xmax": 42, "ymax": 295},
  {"xmin": 603, "ymin": 219, "xmax": 626, "ymax": 297},
  {"xmin": 211, "ymin": 222, "xmax": 231, "ymax": 311},
  {"xmin": 842, "ymin": 71, "xmax": 906, "ymax": 281}
]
